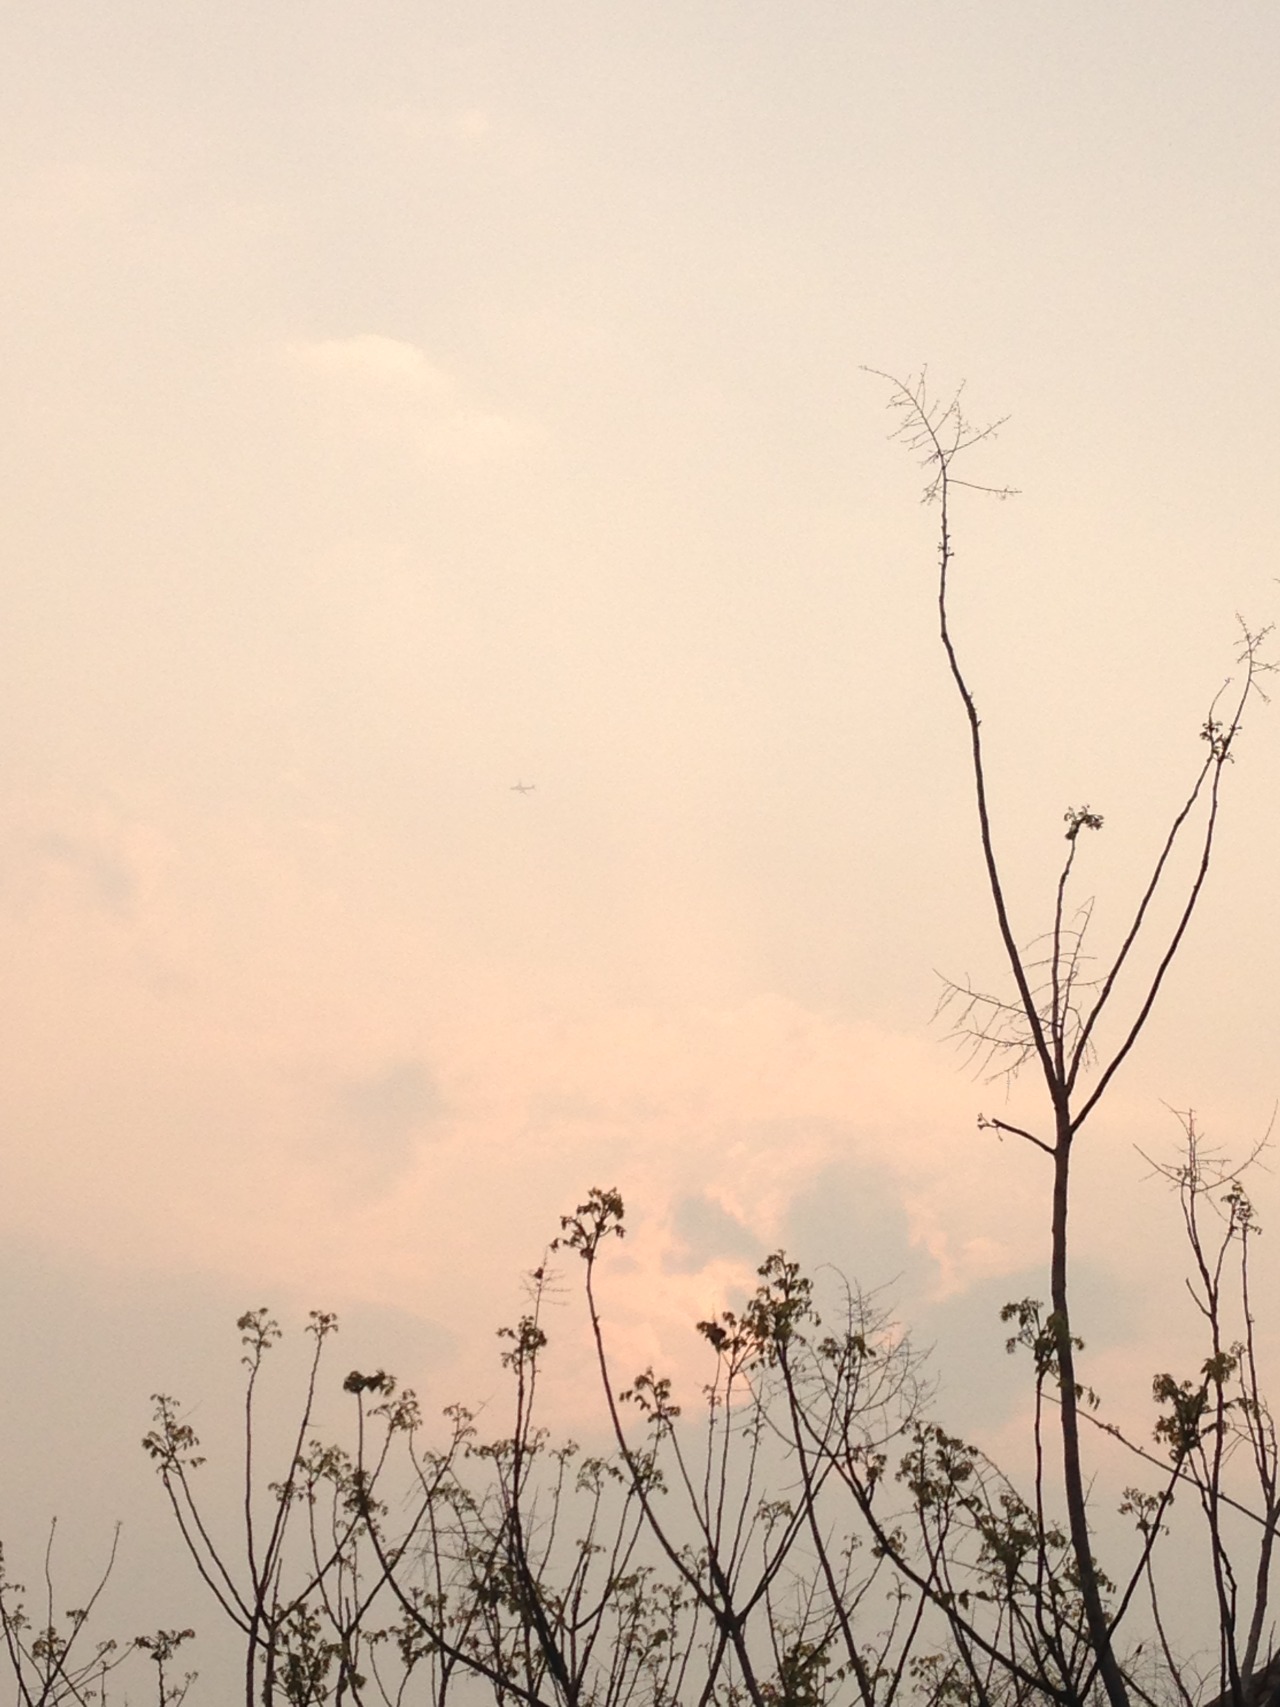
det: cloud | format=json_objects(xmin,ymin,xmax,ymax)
[
  {"xmin": 288, "ymin": 333, "xmax": 452, "ymax": 395},
  {"xmin": 0, "ymin": 799, "xmax": 173, "ymax": 924},
  {"xmin": 381, "ymin": 105, "xmax": 494, "ymax": 145},
  {"xmin": 324, "ymin": 1058, "xmax": 446, "ymax": 1193},
  {"xmin": 283, "ymin": 335, "xmax": 542, "ymax": 462},
  {"xmin": 26, "ymin": 831, "xmax": 136, "ymax": 913},
  {"xmin": 337, "ymin": 1057, "xmax": 444, "ymax": 1143},
  {"xmin": 664, "ymin": 1192, "xmax": 762, "ymax": 1275},
  {"xmin": 451, "ymin": 108, "xmax": 492, "ymax": 142},
  {"xmin": 0, "ymin": 802, "xmax": 1099, "ymax": 1426}
]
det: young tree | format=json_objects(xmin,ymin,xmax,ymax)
[
  {"xmin": 0, "ymin": 1524, "xmax": 132, "ymax": 1706},
  {"xmin": 142, "ymin": 1307, "xmax": 403, "ymax": 1706}
]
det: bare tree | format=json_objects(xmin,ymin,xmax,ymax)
[{"xmin": 867, "ymin": 369, "xmax": 1273, "ymax": 1707}]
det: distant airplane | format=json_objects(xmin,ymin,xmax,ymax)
[{"xmin": 510, "ymin": 781, "xmax": 536, "ymax": 794}]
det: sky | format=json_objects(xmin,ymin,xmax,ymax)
[{"xmin": 3, "ymin": 0, "xmax": 1280, "ymax": 1674}]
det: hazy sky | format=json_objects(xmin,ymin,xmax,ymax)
[{"xmin": 3, "ymin": 0, "xmax": 1280, "ymax": 1666}]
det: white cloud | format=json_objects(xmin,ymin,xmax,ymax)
[
  {"xmin": 283, "ymin": 335, "xmax": 543, "ymax": 462},
  {"xmin": 381, "ymin": 105, "xmax": 494, "ymax": 145},
  {"xmin": 452, "ymin": 108, "xmax": 492, "ymax": 142},
  {"xmin": 287, "ymin": 333, "xmax": 453, "ymax": 395}
]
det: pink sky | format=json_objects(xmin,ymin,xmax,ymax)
[{"xmin": 2, "ymin": 3, "xmax": 1280, "ymax": 1674}]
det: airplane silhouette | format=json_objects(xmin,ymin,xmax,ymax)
[{"xmin": 510, "ymin": 781, "xmax": 536, "ymax": 794}]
